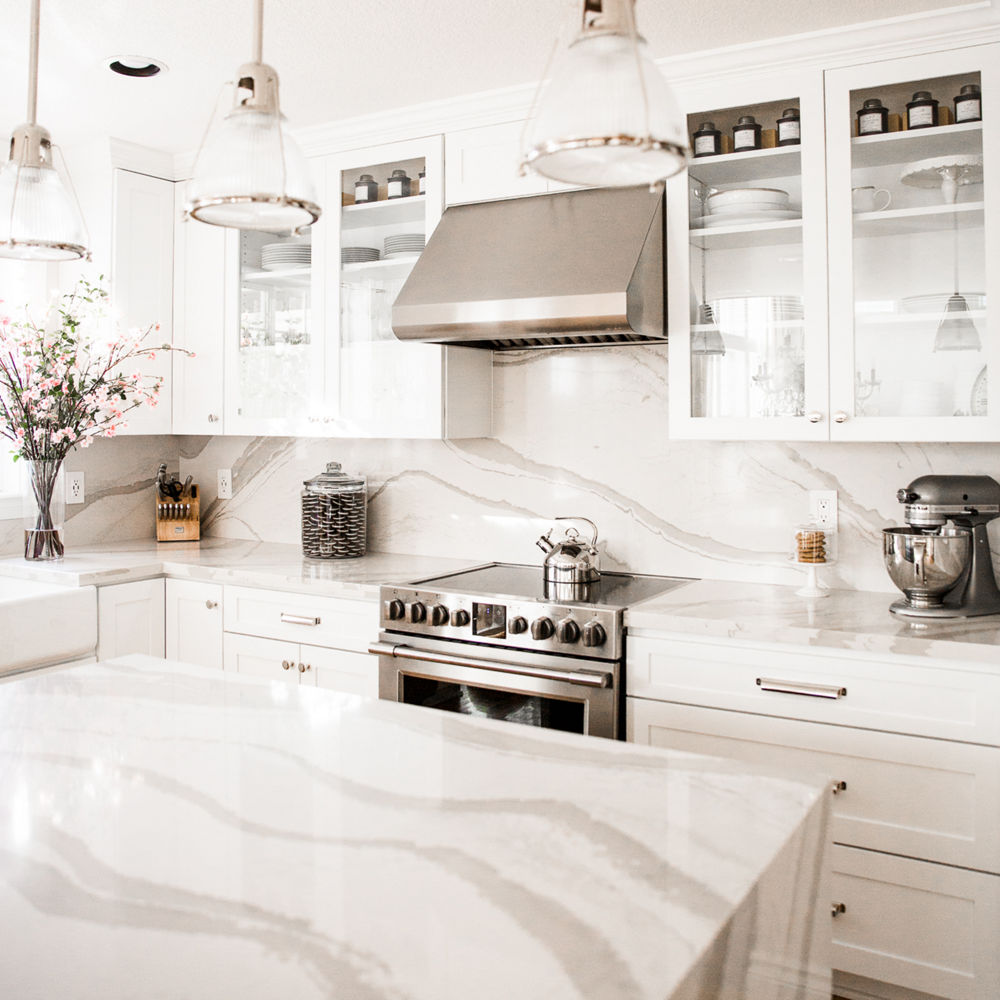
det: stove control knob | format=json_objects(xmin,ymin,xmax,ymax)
[
  {"xmin": 508, "ymin": 615, "xmax": 528, "ymax": 634},
  {"xmin": 582, "ymin": 621, "xmax": 607, "ymax": 648},
  {"xmin": 429, "ymin": 604, "xmax": 449, "ymax": 626},
  {"xmin": 530, "ymin": 616, "xmax": 554, "ymax": 640},
  {"xmin": 450, "ymin": 608, "xmax": 471, "ymax": 628},
  {"xmin": 406, "ymin": 601, "xmax": 427, "ymax": 624},
  {"xmin": 386, "ymin": 598, "xmax": 406, "ymax": 621},
  {"xmin": 556, "ymin": 618, "xmax": 580, "ymax": 644}
]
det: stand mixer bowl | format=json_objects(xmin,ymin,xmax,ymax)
[{"xmin": 883, "ymin": 527, "xmax": 970, "ymax": 607}]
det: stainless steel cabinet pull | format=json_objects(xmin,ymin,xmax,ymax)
[
  {"xmin": 368, "ymin": 641, "xmax": 611, "ymax": 689},
  {"xmin": 205, "ymin": 600, "xmax": 218, "ymax": 610},
  {"xmin": 756, "ymin": 677, "xmax": 847, "ymax": 699},
  {"xmin": 833, "ymin": 411, "xmax": 849, "ymax": 423},
  {"xmin": 831, "ymin": 780, "xmax": 847, "ymax": 795},
  {"xmin": 281, "ymin": 660, "xmax": 293, "ymax": 671},
  {"xmin": 280, "ymin": 612, "xmax": 321, "ymax": 626},
  {"xmin": 298, "ymin": 662, "xmax": 311, "ymax": 673},
  {"xmin": 831, "ymin": 902, "xmax": 847, "ymax": 918},
  {"xmin": 807, "ymin": 411, "xmax": 823, "ymax": 423}
]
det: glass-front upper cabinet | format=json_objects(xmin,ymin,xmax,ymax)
[
  {"xmin": 825, "ymin": 44, "xmax": 1000, "ymax": 440},
  {"xmin": 668, "ymin": 70, "xmax": 830, "ymax": 439}
]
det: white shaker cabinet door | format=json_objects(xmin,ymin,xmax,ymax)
[
  {"xmin": 111, "ymin": 169, "xmax": 174, "ymax": 435},
  {"xmin": 223, "ymin": 633, "xmax": 300, "ymax": 684},
  {"xmin": 444, "ymin": 121, "xmax": 550, "ymax": 205},
  {"xmin": 165, "ymin": 579, "xmax": 223, "ymax": 669},
  {"xmin": 97, "ymin": 579, "xmax": 166, "ymax": 661},
  {"xmin": 309, "ymin": 644, "xmax": 379, "ymax": 698}
]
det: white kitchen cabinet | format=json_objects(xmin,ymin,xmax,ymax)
[
  {"xmin": 444, "ymin": 121, "xmax": 550, "ymax": 204},
  {"xmin": 171, "ymin": 184, "xmax": 226, "ymax": 434},
  {"xmin": 97, "ymin": 579, "xmax": 165, "ymax": 660},
  {"xmin": 224, "ymin": 633, "xmax": 305, "ymax": 684},
  {"xmin": 111, "ymin": 169, "xmax": 175, "ymax": 436},
  {"xmin": 824, "ymin": 43, "xmax": 999, "ymax": 440},
  {"xmin": 165, "ymin": 579, "xmax": 223, "ymax": 669},
  {"xmin": 626, "ymin": 630, "xmax": 1000, "ymax": 1000}
]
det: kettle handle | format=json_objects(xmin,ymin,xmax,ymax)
[{"xmin": 555, "ymin": 516, "xmax": 598, "ymax": 550}]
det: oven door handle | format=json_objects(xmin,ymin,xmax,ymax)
[{"xmin": 367, "ymin": 641, "xmax": 611, "ymax": 689}]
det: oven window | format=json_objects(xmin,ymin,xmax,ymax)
[{"xmin": 401, "ymin": 676, "xmax": 585, "ymax": 734}]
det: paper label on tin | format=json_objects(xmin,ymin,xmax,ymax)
[
  {"xmin": 694, "ymin": 135, "xmax": 717, "ymax": 154},
  {"xmin": 734, "ymin": 129, "xmax": 755, "ymax": 150},
  {"xmin": 355, "ymin": 187, "xmax": 369, "ymax": 202},
  {"xmin": 956, "ymin": 99, "xmax": 981, "ymax": 122},
  {"xmin": 388, "ymin": 181, "xmax": 402, "ymax": 197},
  {"xmin": 858, "ymin": 112, "xmax": 883, "ymax": 134},
  {"xmin": 909, "ymin": 105, "xmax": 934, "ymax": 127},
  {"xmin": 779, "ymin": 121, "xmax": 800, "ymax": 140}
]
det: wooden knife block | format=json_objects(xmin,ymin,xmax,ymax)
[{"xmin": 156, "ymin": 485, "xmax": 201, "ymax": 542}]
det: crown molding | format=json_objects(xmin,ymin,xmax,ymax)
[
  {"xmin": 108, "ymin": 138, "xmax": 177, "ymax": 180},
  {"xmin": 171, "ymin": 3, "xmax": 1000, "ymax": 177}
]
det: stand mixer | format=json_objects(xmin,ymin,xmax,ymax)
[{"xmin": 884, "ymin": 475, "xmax": 1000, "ymax": 618}]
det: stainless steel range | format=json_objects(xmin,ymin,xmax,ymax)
[{"xmin": 369, "ymin": 560, "xmax": 692, "ymax": 739}]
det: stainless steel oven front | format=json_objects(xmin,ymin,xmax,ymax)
[{"xmin": 370, "ymin": 635, "xmax": 619, "ymax": 739}]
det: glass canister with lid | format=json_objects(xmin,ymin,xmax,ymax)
[{"xmin": 301, "ymin": 462, "xmax": 367, "ymax": 559}]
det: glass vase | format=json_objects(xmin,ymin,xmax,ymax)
[{"xmin": 23, "ymin": 459, "xmax": 66, "ymax": 561}]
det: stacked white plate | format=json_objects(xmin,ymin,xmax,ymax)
[
  {"xmin": 695, "ymin": 187, "xmax": 799, "ymax": 227},
  {"xmin": 261, "ymin": 240, "xmax": 311, "ymax": 271},
  {"xmin": 383, "ymin": 233, "xmax": 425, "ymax": 260},
  {"xmin": 342, "ymin": 246, "xmax": 380, "ymax": 265}
]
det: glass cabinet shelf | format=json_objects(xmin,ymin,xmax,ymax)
[
  {"xmin": 241, "ymin": 267, "xmax": 312, "ymax": 288},
  {"xmin": 687, "ymin": 145, "xmax": 801, "ymax": 183},
  {"xmin": 342, "ymin": 194, "xmax": 425, "ymax": 230},
  {"xmin": 851, "ymin": 120, "xmax": 982, "ymax": 167},
  {"xmin": 853, "ymin": 201, "xmax": 983, "ymax": 235},
  {"xmin": 690, "ymin": 220, "xmax": 803, "ymax": 249}
]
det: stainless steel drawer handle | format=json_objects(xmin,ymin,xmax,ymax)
[
  {"xmin": 368, "ymin": 641, "xmax": 611, "ymax": 689},
  {"xmin": 831, "ymin": 780, "xmax": 847, "ymax": 795},
  {"xmin": 281, "ymin": 612, "xmax": 321, "ymax": 626},
  {"xmin": 756, "ymin": 677, "xmax": 847, "ymax": 699},
  {"xmin": 831, "ymin": 902, "xmax": 847, "ymax": 918}
]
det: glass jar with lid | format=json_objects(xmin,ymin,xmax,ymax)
[
  {"xmin": 954, "ymin": 84, "xmax": 982, "ymax": 123},
  {"xmin": 856, "ymin": 98, "xmax": 889, "ymax": 135},
  {"xmin": 732, "ymin": 115, "xmax": 762, "ymax": 152},
  {"xmin": 301, "ymin": 462, "xmax": 367, "ymax": 559},
  {"xmin": 906, "ymin": 91, "xmax": 939, "ymax": 129}
]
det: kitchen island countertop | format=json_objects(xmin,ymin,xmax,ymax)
[{"xmin": 0, "ymin": 655, "xmax": 830, "ymax": 1000}]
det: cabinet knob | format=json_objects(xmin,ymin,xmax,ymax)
[
  {"xmin": 281, "ymin": 659, "xmax": 293, "ymax": 670},
  {"xmin": 207, "ymin": 413, "xmax": 220, "ymax": 423},
  {"xmin": 831, "ymin": 902, "xmax": 847, "ymax": 918},
  {"xmin": 831, "ymin": 780, "xmax": 847, "ymax": 795},
  {"xmin": 298, "ymin": 661, "xmax": 311, "ymax": 673},
  {"xmin": 205, "ymin": 600, "xmax": 218, "ymax": 610},
  {"xmin": 807, "ymin": 411, "xmax": 823, "ymax": 424},
  {"xmin": 833, "ymin": 411, "xmax": 849, "ymax": 423}
]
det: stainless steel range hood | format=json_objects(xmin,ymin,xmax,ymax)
[{"xmin": 391, "ymin": 186, "xmax": 665, "ymax": 350}]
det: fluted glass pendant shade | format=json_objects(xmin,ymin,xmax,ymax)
[
  {"xmin": 522, "ymin": 0, "xmax": 688, "ymax": 187},
  {"xmin": 933, "ymin": 294, "xmax": 982, "ymax": 352},
  {"xmin": 0, "ymin": 0, "xmax": 88, "ymax": 261},
  {"xmin": 692, "ymin": 302, "xmax": 726, "ymax": 356},
  {"xmin": 186, "ymin": 1, "xmax": 320, "ymax": 232}
]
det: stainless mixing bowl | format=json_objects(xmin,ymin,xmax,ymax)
[{"xmin": 883, "ymin": 527, "xmax": 970, "ymax": 607}]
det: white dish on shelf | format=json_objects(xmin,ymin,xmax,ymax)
[
  {"xmin": 694, "ymin": 209, "xmax": 800, "ymax": 228},
  {"xmin": 707, "ymin": 187, "xmax": 789, "ymax": 210},
  {"xmin": 383, "ymin": 250, "xmax": 421, "ymax": 261},
  {"xmin": 900, "ymin": 292, "xmax": 985, "ymax": 313}
]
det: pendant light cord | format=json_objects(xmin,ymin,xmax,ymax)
[
  {"xmin": 253, "ymin": 0, "xmax": 264, "ymax": 63},
  {"xmin": 27, "ymin": 0, "xmax": 40, "ymax": 124}
]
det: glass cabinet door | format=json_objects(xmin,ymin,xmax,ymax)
[
  {"xmin": 826, "ymin": 44, "xmax": 1000, "ymax": 440},
  {"xmin": 668, "ymin": 71, "xmax": 829, "ymax": 439}
]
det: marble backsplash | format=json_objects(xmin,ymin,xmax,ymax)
[{"xmin": 3, "ymin": 344, "xmax": 997, "ymax": 592}]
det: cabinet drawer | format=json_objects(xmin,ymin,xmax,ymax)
[
  {"xmin": 223, "ymin": 633, "xmax": 301, "ymax": 683},
  {"xmin": 627, "ymin": 634, "xmax": 1000, "ymax": 745},
  {"xmin": 628, "ymin": 698, "xmax": 1000, "ymax": 874},
  {"xmin": 224, "ymin": 586, "xmax": 377, "ymax": 651},
  {"xmin": 306, "ymin": 644, "xmax": 378, "ymax": 699},
  {"xmin": 831, "ymin": 845, "xmax": 1000, "ymax": 1000}
]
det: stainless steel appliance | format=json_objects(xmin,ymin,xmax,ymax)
[
  {"xmin": 884, "ymin": 474, "xmax": 1000, "ymax": 618},
  {"xmin": 390, "ymin": 186, "xmax": 665, "ymax": 350},
  {"xmin": 370, "ymin": 563, "xmax": 692, "ymax": 739},
  {"xmin": 536, "ymin": 516, "xmax": 600, "ymax": 586}
]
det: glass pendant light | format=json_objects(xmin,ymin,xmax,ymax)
[
  {"xmin": 0, "ymin": 0, "xmax": 89, "ymax": 261},
  {"xmin": 521, "ymin": 0, "xmax": 689, "ymax": 188},
  {"xmin": 934, "ymin": 213, "xmax": 981, "ymax": 352},
  {"xmin": 186, "ymin": 0, "xmax": 320, "ymax": 232}
]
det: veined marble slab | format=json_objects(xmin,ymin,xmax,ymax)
[
  {"xmin": 0, "ymin": 538, "xmax": 479, "ymax": 600},
  {"xmin": 626, "ymin": 578, "xmax": 1000, "ymax": 665},
  {"xmin": 0, "ymin": 656, "xmax": 831, "ymax": 1000}
]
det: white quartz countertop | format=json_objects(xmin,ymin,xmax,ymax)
[
  {"xmin": 0, "ymin": 656, "xmax": 828, "ymax": 1000},
  {"xmin": 626, "ymin": 578, "xmax": 1000, "ymax": 664},
  {"xmin": 0, "ymin": 538, "xmax": 478, "ymax": 600}
]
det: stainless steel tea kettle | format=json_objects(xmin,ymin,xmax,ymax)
[{"xmin": 536, "ymin": 517, "xmax": 600, "ymax": 583}]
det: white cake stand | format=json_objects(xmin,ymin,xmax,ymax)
[{"xmin": 900, "ymin": 154, "xmax": 983, "ymax": 204}]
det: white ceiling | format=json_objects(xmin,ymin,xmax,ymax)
[{"xmin": 0, "ymin": 0, "xmax": 982, "ymax": 156}]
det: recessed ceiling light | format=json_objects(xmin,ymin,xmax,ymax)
[{"xmin": 107, "ymin": 56, "xmax": 168, "ymax": 78}]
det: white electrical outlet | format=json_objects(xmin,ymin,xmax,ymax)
[
  {"xmin": 217, "ymin": 469, "xmax": 233, "ymax": 500},
  {"xmin": 809, "ymin": 489, "xmax": 838, "ymax": 530},
  {"xmin": 67, "ymin": 471, "xmax": 85, "ymax": 504}
]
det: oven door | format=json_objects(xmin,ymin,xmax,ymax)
[{"xmin": 369, "ymin": 636, "xmax": 619, "ymax": 739}]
